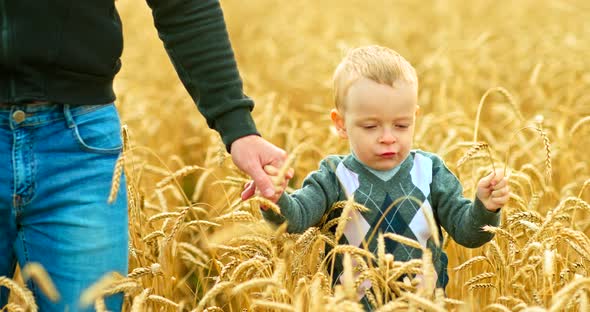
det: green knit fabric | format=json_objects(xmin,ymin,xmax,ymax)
[{"xmin": 262, "ymin": 150, "xmax": 500, "ymax": 290}]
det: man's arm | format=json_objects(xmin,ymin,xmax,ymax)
[
  {"xmin": 146, "ymin": 0, "xmax": 255, "ymax": 147},
  {"xmin": 146, "ymin": 0, "xmax": 286, "ymax": 197}
]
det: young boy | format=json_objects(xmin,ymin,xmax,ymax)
[{"xmin": 243, "ymin": 45, "xmax": 509, "ymax": 303}]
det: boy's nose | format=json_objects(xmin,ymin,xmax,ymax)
[{"xmin": 379, "ymin": 130, "xmax": 396, "ymax": 144}]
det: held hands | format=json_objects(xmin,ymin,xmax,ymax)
[
  {"xmin": 476, "ymin": 168, "xmax": 511, "ymax": 212},
  {"xmin": 230, "ymin": 135, "xmax": 289, "ymax": 199},
  {"xmin": 241, "ymin": 165, "xmax": 294, "ymax": 208}
]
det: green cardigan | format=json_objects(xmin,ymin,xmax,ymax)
[{"xmin": 263, "ymin": 150, "xmax": 500, "ymax": 289}]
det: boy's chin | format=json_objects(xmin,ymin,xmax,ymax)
[{"xmin": 368, "ymin": 162, "xmax": 399, "ymax": 171}]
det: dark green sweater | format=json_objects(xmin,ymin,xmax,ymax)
[
  {"xmin": 0, "ymin": 0, "xmax": 257, "ymax": 149},
  {"xmin": 263, "ymin": 150, "xmax": 500, "ymax": 290}
]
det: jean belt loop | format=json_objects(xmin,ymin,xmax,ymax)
[{"xmin": 63, "ymin": 104, "xmax": 75, "ymax": 128}]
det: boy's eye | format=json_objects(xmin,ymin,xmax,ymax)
[
  {"xmin": 362, "ymin": 125, "xmax": 376, "ymax": 129},
  {"xmin": 396, "ymin": 124, "xmax": 410, "ymax": 129}
]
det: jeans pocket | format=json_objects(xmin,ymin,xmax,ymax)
[{"xmin": 69, "ymin": 104, "xmax": 123, "ymax": 154}]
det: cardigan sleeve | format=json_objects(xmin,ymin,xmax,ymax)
[
  {"xmin": 430, "ymin": 155, "xmax": 500, "ymax": 248},
  {"xmin": 262, "ymin": 156, "xmax": 342, "ymax": 233}
]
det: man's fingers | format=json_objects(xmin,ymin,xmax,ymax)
[
  {"xmin": 243, "ymin": 180, "xmax": 253, "ymax": 190},
  {"xmin": 244, "ymin": 165, "xmax": 291, "ymax": 201},
  {"xmin": 264, "ymin": 165, "xmax": 294, "ymax": 178},
  {"xmin": 263, "ymin": 165, "xmax": 279, "ymax": 175},
  {"xmin": 229, "ymin": 135, "xmax": 288, "ymax": 199},
  {"xmin": 265, "ymin": 165, "xmax": 295, "ymax": 187},
  {"xmin": 241, "ymin": 181, "xmax": 256, "ymax": 200},
  {"xmin": 286, "ymin": 167, "xmax": 295, "ymax": 180},
  {"xmin": 250, "ymin": 167, "xmax": 276, "ymax": 198}
]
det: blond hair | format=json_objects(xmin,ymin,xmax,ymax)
[{"xmin": 333, "ymin": 45, "xmax": 418, "ymax": 110}]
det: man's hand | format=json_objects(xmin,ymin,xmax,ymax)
[
  {"xmin": 241, "ymin": 165, "xmax": 294, "ymax": 206},
  {"xmin": 476, "ymin": 168, "xmax": 510, "ymax": 212},
  {"xmin": 230, "ymin": 135, "xmax": 288, "ymax": 200}
]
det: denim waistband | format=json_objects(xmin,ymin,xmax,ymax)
[{"xmin": 0, "ymin": 103, "xmax": 112, "ymax": 128}]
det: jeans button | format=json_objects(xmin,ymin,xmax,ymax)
[{"xmin": 13, "ymin": 110, "xmax": 26, "ymax": 123}]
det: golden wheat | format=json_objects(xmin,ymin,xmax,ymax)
[
  {"xmin": 5, "ymin": 1, "xmax": 589, "ymax": 311},
  {"xmin": 20, "ymin": 263, "xmax": 60, "ymax": 303},
  {"xmin": 0, "ymin": 277, "xmax": 37, "ymax": 312}
]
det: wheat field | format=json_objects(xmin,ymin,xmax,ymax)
[{"xmin": 2, "ymin": 0, "xmax": 590, "ymax": 311}]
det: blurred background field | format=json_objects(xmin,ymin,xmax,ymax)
[{"xmin": 7, "ymin": 1, "xmax": 589, "ymax": 311}]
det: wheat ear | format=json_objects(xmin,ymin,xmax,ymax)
[
  {"xmin": 457, "ymin": 142, "xmax": 496, "ymax": 172},
  {"xmin": 473, "ymin": 87, "xmax": 523, "ymax": 143},
  {"xmin": 21, "ymin": 262, "xmax": 60, "ymax": 302},
  {"xmin": 503, "ymin": 126, "xmax": 551, "ymax": 183}
]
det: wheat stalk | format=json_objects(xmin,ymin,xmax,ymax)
[
  {"xmin": 483, "ymin": 303, "xmax": 512, "ymax": 312},
  {"xmin": 473, "ymin": 87, "xmax": 523, "ymax": 143},
  {"xmin": 549, "ymin": 277, "xmax": 590, "ymax": 312},
  {"xmin": 335, "ymin": 197, "xmax": 356, "ymax": 242},
  {"xmin": 457, "ymin": 142, "xmax": 496, "ymax": 172},
  {"xmin": 503, "ymin": 126, "xmax": 552, "ymax": 183},
  {"xmin": 20, "ymin": 262, "xmax": 60, "ymax": 302},
  {"xmin": 0, "ymin": 277, "xmax": 37, "ymax": 312},
  {"xmin": 248, "ymin": 196, "xmax": 282, "ymax": 216},
  {"xmin": 251, "ymin": 299, "xmax": 295, "ymax": 311},
  {"xmin": 383, "ymin": 233, "xmax": 424, "ymax": 250},
  {"xmin": 79, "ymin": 273, "xmax": 138, "ymax": 307},
  {"xmin": 213, "ymin": 211, "xmax": 258, "ymax": 223},
  {"xmin": 482, "ymin": 225, "xmax": 518, "ymax": 247},
  {"xmin": 232, "ymin": 278, "xmax": 282, "ymax": 296},
  {"xmin": 178, "ymin": 243, "xmax": 210, "ymax": 262},
  {"xmin": 468, "ymin": 283, "xmax": 496, "ymax": 291},
  {"xmin": 147, "ymin": 295, "xmax": 180, "ymax": 308},
  {"xmin": 402, "ymin": 291, "xmax": 446, "ymax": 312},
  {"xmin": 466, "ymin": 272, "xmax": 496, "ymax": 287},
  {"xmin": 327, "ymin": 245, "xmax": 375, "ymax": 261},
  {"xmin": 94, "ymin": 298, "xmax": 107, "ymax": 312},
  {"xmin": 569, "ymin": 116, "xmax": 590, "ymax": 138},
  {"xmin": 130, "ymin": 288, "xmax": 151, "ymax": 312},
  {"xmin": 578, "ymin": 179, "xmax": 590, "ymax": 198},
  {"xmin": 454, "ymin": 256, "xmax": 491, "ymax": 272},
  {"xmin": 155, "ymin": 165, "xmax": 204, "ymax": 189},
  {"xmin": 196, "ymin": 281, "xmax": 235, "ymax": 311},
  {"xmin": 108, "ymin": 151, "xmax": 125, "ymax": 204}
]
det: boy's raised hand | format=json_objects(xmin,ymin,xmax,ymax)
[
  {"xmin": 476, "ymin": 168, "xmax": 510, "ymax": 212},
  {"xmin": 241, "ymin": 165, "xmax": 294, "ymax": 205}
]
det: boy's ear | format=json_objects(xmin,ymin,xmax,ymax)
[
  {"xmin": 330, "ymin": 108, "xmax": 348, "ymax": 139},
  {"xmin": 415, "ymin": 104, "xmax": 421, "ymax": 116}
]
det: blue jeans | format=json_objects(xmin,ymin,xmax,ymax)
[{"xmin": 0, "ymin": 103, "xmax": 128, "ymax": 312}]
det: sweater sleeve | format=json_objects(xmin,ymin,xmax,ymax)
[
  {"xmin": 430, "ymin": 155, "xmax": 500, "ymax": 248},
  {"xmin": 145, "ymin": 0, "xmax": 258, "ymax": 150},
  {"xmin": 262, "ymin": 157, "xmax": 342, "ymax": 233}
]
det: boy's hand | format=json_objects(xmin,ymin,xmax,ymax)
[
  {"xmin": 241, "ymin": 165, "xmax": 294, "ymax": 206},
  {"xmin": 476, "ymin": 169, "xmax": 510, "ymax": 212}
]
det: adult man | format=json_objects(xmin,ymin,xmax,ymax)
[{"xmin": 0, "ymin": 1, "xmax": 284, "ymax": 311}]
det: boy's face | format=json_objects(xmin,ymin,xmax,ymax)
[{"xmin": 331, "ymin": 77, "xmax": 418, "ymax": 171}]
